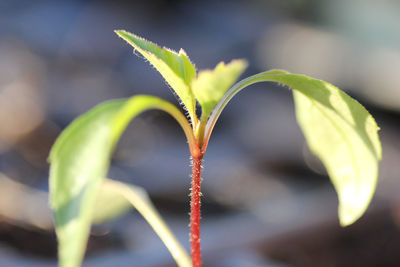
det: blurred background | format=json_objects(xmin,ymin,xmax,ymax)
[{"xmin": 0, "ymin": 0, "xmax": 400, "ymax": 266}]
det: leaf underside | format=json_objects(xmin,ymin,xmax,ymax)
[
  {"xmin": 115, "ymin": 30, "xmax": 197, "ymax": 122},
  {"xmin": 290, "ymin": 76, "xmax": 381, "ymax": 226},
  {"xmin": 49, "ymin": 95, "xmax": 190, "ymax": 267},
  {"xmin": 208, "ymin": 71, "xmax": 381, "ymax": 226}
]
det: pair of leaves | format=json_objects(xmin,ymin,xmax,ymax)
[{"xmin": 116, "ymin": 30, "xmax": 247, "ymax": 123}]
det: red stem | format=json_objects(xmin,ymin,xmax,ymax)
[{"xmin": 190, "ymin": 152, "xmax": 203, "ymax": 267}]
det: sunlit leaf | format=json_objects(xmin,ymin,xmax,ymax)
[
  {"xmin": 291, "ymin": 78, "xmax": 381, "ymax": 226},
  {"xmin": 49, "ymin": 95, "xmax": 193, "ymax": 267},
  {"xmin": 191, "ymin": 59, "xmax": 247, "ymax": 118},
  {"xmin": 206, "ymin": 71, "xmax": 381, "ymax": 226},
  {"xmin": 115, "ymin": 30, "xmax": 197, "ymax": 123}
]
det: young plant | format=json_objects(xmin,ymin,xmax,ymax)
[{"xmin": 49, "ymin": 30, "xmax": 382, "ymax": 267}]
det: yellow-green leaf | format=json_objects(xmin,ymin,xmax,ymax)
[
  {"xmin": 291, "ymin": 78, "xmax": 381, "ymax": 226},
  {"xmin": 191, "ymin": 59, "xmax": 247, "ymax": 118},
  {"xmin": 205, "ymin": 70, "xmax": 381, "ymax": 226},
  {"xmin": 115, "ymin": 30, "xmax": 197, "ymax": 123}
]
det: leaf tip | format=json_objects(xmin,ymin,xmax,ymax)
[
  {"xmin": 219, "ymin": 59, "xmax": 248, "ymax": 71},
  {"xmin": 337, "ymin": 189, "xmax": 374, "ymax": 227},
  {"xmin": 231, "ymin": 58, "xmax": 249, "ymax": 66},
  {"xmin": 114, "ymin": 29, "xmax": 126, "ymax": 38},
  {"xmin": 338, "ymin": 208, "xmax": 359, "ymax": 227}
]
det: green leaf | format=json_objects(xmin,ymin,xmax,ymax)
[
  {"xmin": 49, "ymin": 95, "xmax": 193, "ymax": 267},
  {"xmin": 191, "ymin": 59, "xmax": 247, "ymax": 118},
  {"xmin": 115, "ymin": 30, "xmax": 197, "ymax": 123},
  {"xmin": 206, "ymin": 70, "xmax": 381, "ymax": 226}
]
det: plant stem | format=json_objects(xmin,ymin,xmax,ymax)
[{"xmin": 190, "ymin": 152, "xmax": 203, "ymax": 267}]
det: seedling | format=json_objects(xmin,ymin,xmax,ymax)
[{"xmin": 49, "ymin": 30, "xmax": 382, "ymax": 267}]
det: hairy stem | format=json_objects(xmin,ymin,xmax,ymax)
[{"xmin": 190, "ymin": 153, "xmax": 203, "ymax": 267}]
